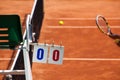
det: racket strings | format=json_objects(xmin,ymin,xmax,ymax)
[{"xmin": 97, "ymin": 17, "xmax": 108, "ymax": 33}]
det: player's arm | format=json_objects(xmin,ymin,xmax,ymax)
[{"xmin": 108, "ymin": 33, "xmax": 120, "ymax": 39}]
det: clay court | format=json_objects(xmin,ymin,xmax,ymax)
[{"xmin": 0, "ymin": 0, "xmax": 120, "ymax": 80}]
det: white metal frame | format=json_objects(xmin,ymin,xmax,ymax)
[
  {"xmin": 0, "ymin": 0, "xmax": 40, "ymax": 79},
  {"xmin": 0, "ymin": 15, "xmax": 33, "ymax": 80}
]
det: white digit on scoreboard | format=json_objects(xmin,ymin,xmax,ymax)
[
  {"xmin": 33, "ymin": 44, "xmax": 48, "ymax": 63},
  {"xmin": 48, "ymin": 45, "xmax": 64, "ymax": 65}
]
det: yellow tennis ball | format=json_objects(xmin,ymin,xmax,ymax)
[{"xmin": 59, "ymin": 20, "xmax": 64, "ymax": 25}]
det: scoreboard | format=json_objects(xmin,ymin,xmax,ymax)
[{"xmin": 33, "ymin": 44, "xmax": 64, "ymax": 65}]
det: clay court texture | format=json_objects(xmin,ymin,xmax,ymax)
[{"xmin": 0, "ymin": 0, "xmax": 120, "ymax": 80}]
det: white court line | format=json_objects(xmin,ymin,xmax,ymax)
[
  {"xmin": 1, "ymin": 58, "xmax": 120, "ymax": 61},
  {"xmin": 0, "ymin": 58, "xmax": 14, "ymax": 60},
  {"xmin": 63, "ymin": 58, "xmax": 120, "ymax": 61},
  {"xmin": 48, "ymin": 26, "xmax": 120, "ymax": 28},
  {"xmin": 47, "ymin": 18, "xmax": 120, "ymax": 20}
]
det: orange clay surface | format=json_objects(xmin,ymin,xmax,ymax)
[{"xmin": 0, "ymin": 0, "xmax": 120, "ymax": 80}]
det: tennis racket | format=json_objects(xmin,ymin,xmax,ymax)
[
  {"xmin": 96, "ymin": 15, "xmax": 111, "ymax": 36},
  {"xmin": 96, "ymin": 15, "xmax": 120, "ymax": 46}
]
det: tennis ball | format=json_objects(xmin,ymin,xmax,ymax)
[{"xmin": 59, "ymin": 20, "xmax": 64, "ymax": 25}]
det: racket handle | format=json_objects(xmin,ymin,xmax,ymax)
[{"xmin": 107, "ymin": 28, "xmax": 112, "ymax": 36}]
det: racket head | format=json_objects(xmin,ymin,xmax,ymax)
[{"xmin": 96, "ymin": 15, "xmax": 110, "ymax": 35}]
